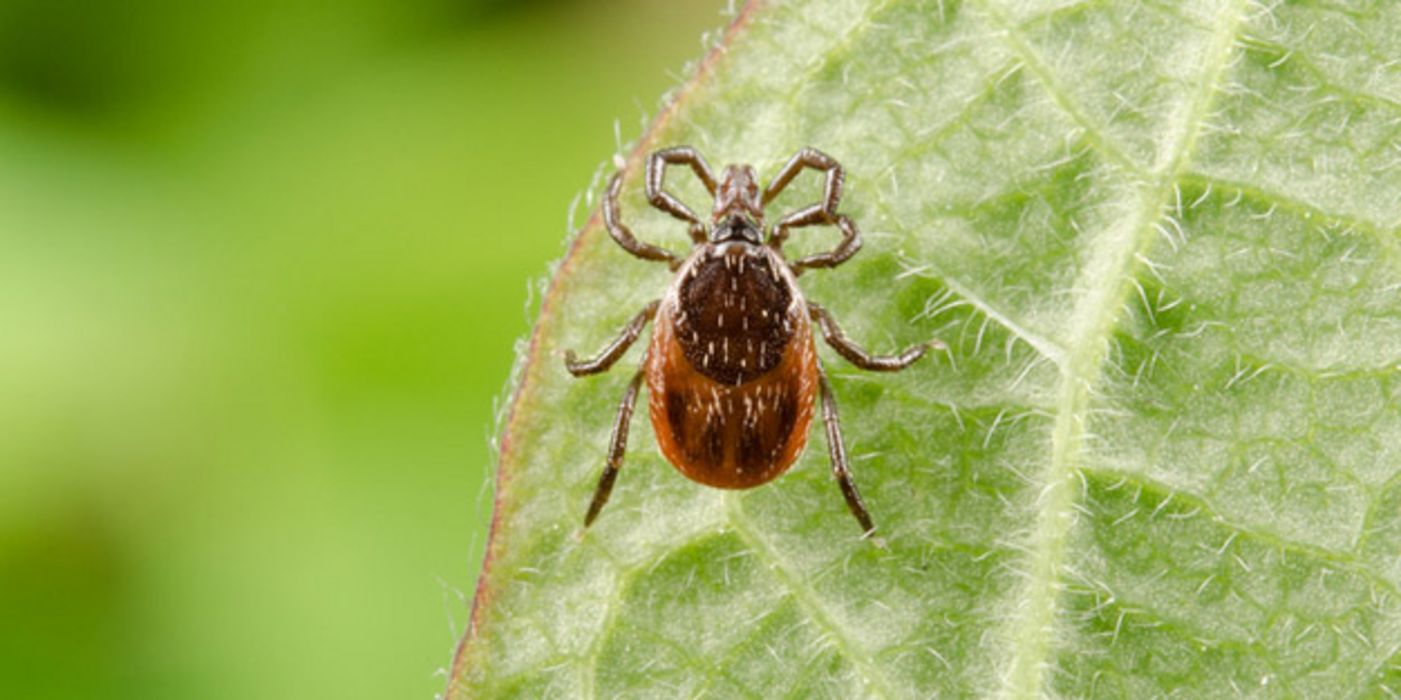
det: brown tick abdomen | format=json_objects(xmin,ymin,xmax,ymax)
[{"xmin": 645, "ymin": 244, "xmax": 817, "ymax": 489}]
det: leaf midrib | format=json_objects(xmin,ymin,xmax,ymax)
[{"xmin": 983, "ymin": 1, "xmax": 1254, "ymax": 697}]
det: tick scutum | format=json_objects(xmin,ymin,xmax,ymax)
[{"xmin": 675, "ymin": 240, "xmax": 791, "ymax": 386}]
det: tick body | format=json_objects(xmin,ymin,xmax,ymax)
[
  {"xmin": 565, "ymin": 146, "xmax": 941, "ymax": 536},
  {"xmin": 649, "ymin": 239, "xmax": 816, "ymax": 489}
]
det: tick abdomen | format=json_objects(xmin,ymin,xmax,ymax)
[{"xmin": 646, "ymin": 243, "xmax": 817, "ymax": 489}]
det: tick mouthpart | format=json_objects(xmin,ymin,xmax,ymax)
[
  {"xmin": 711, "ymin": 215, "xmax": 763, "ymax": 245},
  {"xmin": 712, "ymin": 164, "xmax": 764, "ymax": 223}
]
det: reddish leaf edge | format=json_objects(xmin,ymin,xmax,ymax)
[{"xmin": 444, "ymin": 2, "xmax": 764, "ymax": 695}]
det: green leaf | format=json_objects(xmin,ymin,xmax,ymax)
[{"xmin": 448, "ymin": 0, "xmax": 1401, "ymax": 696}]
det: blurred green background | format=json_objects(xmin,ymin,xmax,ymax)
[{"xmin": 0, "ymin": 0, "xmax": 724, "ymax": 697}]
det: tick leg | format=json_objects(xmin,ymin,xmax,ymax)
[
  {"xmin": 786, "ymin": 214, "xmax": 862, "ymax": 276},
  {"xmin": 646, "ymin": 146, "xmax": 718, "ymax": 244},
  {"xmin": 565, "ymin": 300, "xmax": 660, "ymax": 376},
  {"xmin": 763, "ymin": 147, "xmax": 844, "ymax": 212},
  {"xmin": 764, "ymin": 148, "xmax": 845, "ymax": 250},
  {"xmin": 605, "ymin": 171, "xmax": 684, "ymax": 270},
  {"xmin": 762, "ymin": 149, "xmax": 862, "ymax": 274},
  {"xmin": 584, "ymin": 369, "xmax": 646, "ymax": 527},
  {"xmin": 809, "ymin": 302, "xmax": 943, "ymax": 371},
  {"xmin": 817, "ymin": 362, "xmax": 876, "ymax": 536}
]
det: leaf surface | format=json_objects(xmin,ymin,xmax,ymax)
[{"xmin": 449, "ymin": 1, "xmax": 1401, "ymax": 696}]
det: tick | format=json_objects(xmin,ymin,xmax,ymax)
[{"xmin": 564, "ymin": 146, "xmax": 942, "ymax": 536}]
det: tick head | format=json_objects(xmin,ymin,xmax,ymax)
[{"xmin": 712, "ymin": 164, "xmax": 763, "ymax": 228}]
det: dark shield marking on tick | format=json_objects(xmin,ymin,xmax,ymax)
[
  {"xmin": 675, "ymin": 246, "xmax": 792, "ymax": 386},
  {"xmin": 563, "ymin": 146, "xmax": 942, "ymax": 537}
]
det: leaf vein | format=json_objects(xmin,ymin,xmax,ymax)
[
  {"xmin": 726, "ymin": 495, "xmax": 899, "ymax": 699},
  {"xmin": 920, "ymin": 267, "xmax": 1068, "ymax": 367},
  {"xmin": 1080, "ymin": 465, "xmax": 1401, "ymax": 601},
  {"xmin": 971, "ymin": 0, "xmax": 1145, "ymax": 175}
]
